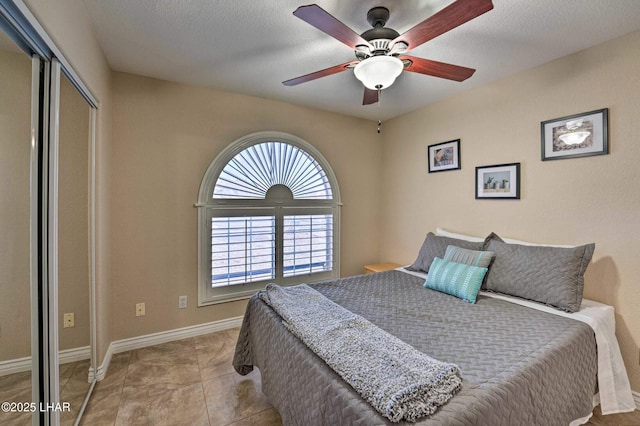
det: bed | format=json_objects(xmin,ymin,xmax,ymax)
[{"xmin": 233, "ymin": 230, "xmax": 634, "ymax": 425}]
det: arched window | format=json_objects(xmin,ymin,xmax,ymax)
[{"xmin": 197, "ymin": 132, "xmax": 341, "ymax": 305}]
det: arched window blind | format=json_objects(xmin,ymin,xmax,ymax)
[
  {"xmin": 197, "ymin": 132, "xmax": 341, "ymax": 305},
  {"xmin": 213, "ymin": 142, "xmax": 332, "ymax": 200}
]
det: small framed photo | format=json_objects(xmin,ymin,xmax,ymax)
[
  {"xmin": 428, "ymin": 139, "xmax": 460, "ymax": 173},
  {"xmin": 541, "ymin": 108, "xmax": 608, "ymax": 161},
  {"xmin": 476, "ymin": 163, "xmax": 520, "ymax": 199}
]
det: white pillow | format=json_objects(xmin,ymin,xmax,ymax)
[
  {"xmin": 435, "ymin": 228, "xmax": 484, "ymax": 242},
  {"xmin": 436, "ymin": 227, "xmax": 575, "ymax": 248},
  {"xmin": 499, "ymin": 236, "xmax": 575, "ymax": 248}
]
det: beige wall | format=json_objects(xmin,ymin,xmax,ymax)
[
  {"xmin": 380, "ymin": 31, "xmax": 640, "ymax": 392},
  {"xmin": 110, "ymin": 73, "xmax": 381, "ymax": 340},
  {"xmin": 24, "ymin": 0, "xmax": 113, "ymax": 365},
  {"xmin": 0, "ymin": 48, "xmax": 32, "ymax": 361}
]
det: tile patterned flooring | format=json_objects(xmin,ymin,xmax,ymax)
[
  {"xmin": 0, "ymin": 358, "xmax": 92, "ymax": 426},
  {"xmin": 2, "ymin": 327, "xmax": 639, "ymax": 425},
  {"xmin": 588, "ymin": 405, "xmax": 640, "ymax": 426},
  {"xmin": 81, "ymin": 328, "xmax": 281, "ymax": 425}
]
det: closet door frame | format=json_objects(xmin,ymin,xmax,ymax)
[
  {"xmin": 1, "ymin": 1, "xmax": 99, "ymax": 425},
  {"xmin": 46, "ymin": 57, "xmax": 61, "ymax": 426}
]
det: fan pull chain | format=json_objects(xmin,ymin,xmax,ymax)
[{"xmin": 377, "ymin": 87, "xmax": 382, "ymax": 134}]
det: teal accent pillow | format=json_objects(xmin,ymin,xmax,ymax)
[{"xmin": 424, "ymin": 257, "xmax": 488, "ymax": 304}]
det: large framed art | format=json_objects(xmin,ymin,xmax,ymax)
[{"xmin": 541, "ymin": 108, "xmax": 608, "ymax": 161}]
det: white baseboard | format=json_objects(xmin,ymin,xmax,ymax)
[
  {"xmin": 59, "ymin": 346, "xmax": 92, "ymax": 364},
  {"xmin": 88, "ymin": 345, "xmax": 112, "ymax": 382},
  {"xmin": 90, "ymin": 316, "xmax": 243, "ymax": 382},
  {"xmin": 0, "ymin": 356, "xmax": 31, "ymax": 376},
  {"xmin": 0, "ymin": 346, "xmax": 91, "ymax": 377}
]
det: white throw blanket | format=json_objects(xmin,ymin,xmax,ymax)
[{"xmin": 259, "ymin": 283, "xmax": 462, "ymax": 422}]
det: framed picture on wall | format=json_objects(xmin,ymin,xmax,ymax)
[
  {"xmin": 541, "ymin": 108, "xmax": 608, "ymax": 161},
  {"xmin": 427, "ymin": 139, "xmax": 460, "ymax": 173},
  {"xmin": 475, "ymin": 163, "xmax": 520, "ymax": 199}
]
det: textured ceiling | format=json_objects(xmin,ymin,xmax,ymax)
[{"xmin": 81, "ymin": 0, "xmax": 640, "ymax": 121}]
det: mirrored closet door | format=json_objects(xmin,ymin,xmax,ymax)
[
  {"xmin": 0, "ymin": 26, "xmax": 38, "ymax": 426},
  {"xmin": 0, "ymin": 1, "xmax": 98, "ymax": 424},
  {"xmin": 54, "ymin": 67, "xmax": 93, "ymax": 425}
]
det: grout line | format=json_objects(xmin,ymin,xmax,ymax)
[
  {"xmin": 198, "ymin": 379, "xmax": 212, "ymax": 426},
  {"xmin": 98, "ymin": 351, "xmax": 131, "ymax": 425},
  {"xmin": 194, "ymin": 339, "xmax": 212, "ymax": 426}
]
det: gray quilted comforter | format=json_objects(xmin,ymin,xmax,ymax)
[
  {"xmin": 233, "ymin": 270, "xmax": 598, "ymax": 425},
  {"xmin": 259, "ymin": 283, "xmax": 462, "ymax": 422}
]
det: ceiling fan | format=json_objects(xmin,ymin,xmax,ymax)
[{"xmin": 283, "ymin": 0, "xmax": 494, "ymax": 105}]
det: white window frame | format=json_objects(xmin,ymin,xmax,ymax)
[{"xmin": 196, "ymin": 132, "xmax": 341, "ymax": 305}]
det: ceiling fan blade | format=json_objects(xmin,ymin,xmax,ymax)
[
  {"xmin": 362, "ymin": 88, "xmax": 378, "ymax": 105},
  {"xmin": 401, "ymin": 56, "xmax": 475, "ymax": 82},
  {"xmin": 391, "ymin": 0, "xmax": 493, "ymax": 50},
  {"xmin": 283, "ymin": 61, "xmax": 357, "ymax": 86},
  {"xmin": 293, "ymin": 4, "xmax": 371, "ymax": 49}
]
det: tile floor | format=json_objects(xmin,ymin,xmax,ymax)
[
  {"xmin": 2, "ymin": 327, "xmax": 639, "ymax": 425},
  {"xmin": 587, "ymin": 405, "xmax": 640, "ymax": 426},
  {"xmin": 0, "ymin": 358, "xmax": 92, "ymax": 426},
  {"xmin": 81, "ymin": 328, "xmax": 281, "ymax": 425}
]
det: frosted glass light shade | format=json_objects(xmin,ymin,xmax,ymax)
[{"xmin": 354, "ymin": 55, "xmax": 403, "ymax": 90}]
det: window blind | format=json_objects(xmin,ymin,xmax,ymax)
[
  {"xmin": 283, "ymin": 214, "xmax": 333, "ymax": 277},
  {"xmin": 211, "ymin": 216, "xmax": 275, "ymax": 287}
]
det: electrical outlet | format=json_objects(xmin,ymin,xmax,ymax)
[
  {"xmin": 63, "ymin": 313, "xmax": 75, "ymax": 328},
  {"xmin": 136, "ymin": 303, "xmax": 145, "ymax": 317},
  {"xmin": 178, "ymin": 296, "xmax": 187, "ymax": 309}
]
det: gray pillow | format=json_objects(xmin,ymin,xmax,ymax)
[
  {"xmin": 484, "ymin": 233, "xmax": 595, "ymax": 312},
  {"xmin": 407, "ymin": 232, "xmax": 484, "ymax": 273},
  {"xmin": 443, "ymin": 245, "xmax": 494, "ymax": 268}
]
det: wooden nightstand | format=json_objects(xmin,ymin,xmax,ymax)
[{"xmin": 364, "ymin": 262, "xmax": 402, "ymax": 274}]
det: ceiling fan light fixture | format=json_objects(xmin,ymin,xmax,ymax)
[{"xmin": 354, "ymin": 55, "xmax": 403, "ymax": 90}]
